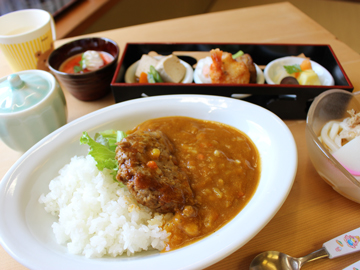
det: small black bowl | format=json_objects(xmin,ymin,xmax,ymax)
[{"xmin": 48, "ymin": 37, "xmax": 119, "ymax": 101}]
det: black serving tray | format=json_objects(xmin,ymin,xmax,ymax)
[{"xmin": 111, "ymin": 43, "xmax": 353, "ymax": 119}]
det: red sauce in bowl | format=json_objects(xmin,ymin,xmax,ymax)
[{"xmin": 59, "ymin": 51, "xmax": 114, "ymax": 74}]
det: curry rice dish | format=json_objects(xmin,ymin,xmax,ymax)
[{"xmin": 40, "ymin": 116, "xmax": 261, "ymax": 256}]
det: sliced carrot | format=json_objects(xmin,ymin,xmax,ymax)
[
  {"xmin": 199, "ymin": 142, "xmax": 207, "ymax": 148},
  {"xmin": 293, "ymin": 72, "xmax": 300, "ymax": 78},
  {"xmin": 139, "ymin": 72, "xmax": 148, "ymax": 83},
  {"xmin": 300, "ymin": 59, "xmax": 312, "ymax": 71},
  {"xmin": 146, "ymin": 160, "xmax": 158, "ymax": 169}
]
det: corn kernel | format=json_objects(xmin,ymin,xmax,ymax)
[{"xmin": 151, "ymin": 148, "xmax": 160, "ymax": 159}]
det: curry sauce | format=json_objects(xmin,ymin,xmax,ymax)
[{"xmin": 131, "ymin": 116, "xmax": 261, "ymax": 251}]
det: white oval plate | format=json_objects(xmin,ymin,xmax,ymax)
[
  {"xmin": 264, "ymin": 56, "xmax": 335, "ymax": 85},
  {"xmin": 0, "ymin": 95, "xmax": 297, "ymax": 270},
  {"xmin": 125, "ymin": 57, "xmax": 194, "ymax": 83}
]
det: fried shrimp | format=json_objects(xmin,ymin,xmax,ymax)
[{"xmin": 209, "ymin": 48, "xmax": 250, "ymax": 84}]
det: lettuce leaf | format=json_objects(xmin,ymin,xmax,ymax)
[
  {"xmin": 80, "ymin": 130, "xmax": 126, "ymax": 176},
  {"xmin": 94, "ymin": 130, "xmax": 127, "ymax": 152},
  {"xmin": 284, "ymin": 64, "xmax": 302, "ymax": 74}
]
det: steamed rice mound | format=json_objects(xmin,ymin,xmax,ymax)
[{"xmin": 39, "ymin": 155, "xmax": 170, "ymax": 258}]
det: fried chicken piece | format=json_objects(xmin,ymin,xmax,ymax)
[
  {"xmin": 209, "ymin": 48, "xmax": 250, "ymax": 84},
  {"xmin": 235, "ymin": 53, "xmax": 257, "ymax": 83}
]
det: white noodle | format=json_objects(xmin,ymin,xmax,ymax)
[
  {"xmin": 319, "ymin": 110, "xmax": 360, "ymax": 154},
  {"xmin": 329, "ymin": 122, "xmax": 340, "ymax": 141},
  {"xmin": 320, "ymin": 121, "xmax": 341, "ymax": 152}
]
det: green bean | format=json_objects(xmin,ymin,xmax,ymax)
[
  {"xmin": 149, "ymin": 65, "xmax": 163, "ymax": 83},
  {"xmin": 147, "ymin": 73, "xmax": 156, "ymax": 83},
  {"xmin": 232, "ymin": 50, "xmax": 244, "ymax": 59}
]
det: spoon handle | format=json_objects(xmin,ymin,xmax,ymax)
[
  {"xmin": 342, "ymin": 260, "xmax": 360, "ymax": 270},
  {"xmin": 323, "ymin": 227, "xmax": 360, "ymax": 258}
]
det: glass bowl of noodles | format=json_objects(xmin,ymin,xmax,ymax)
[{"xmin": 306, "ymin": 89, "xmax": 360, "ymax": 203}]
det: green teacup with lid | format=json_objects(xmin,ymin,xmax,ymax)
[{"xmin": 0, "ymin": 70, "xmax": 67, "ymax": 152}]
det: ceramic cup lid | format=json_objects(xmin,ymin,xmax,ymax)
[{"xmin": 0, "ymin": 71, "xmax": 51, "ymax": 114}]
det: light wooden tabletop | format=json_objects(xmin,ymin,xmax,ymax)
[{"xmin": 1, "ymin": 2, "xmax": 360, "ymax": 270}]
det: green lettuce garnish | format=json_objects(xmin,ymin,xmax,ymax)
[
  {"xmin": 80, "ymin": 130, "xmax": 127, "ymax": 177},
  {"xmin": 73, "ymin": 53, "xmax": 85, "ymax": 73},
  {"xmin": 73, "ymin": 65, "xmax": 82, "ymax": 73},
  {"xmin": 284, "ymin": 64, "xmax": 302, "ymax": 74},
  {"xmin": 94, "ymin": 130, "xmax": 127, "ymax": 152}
]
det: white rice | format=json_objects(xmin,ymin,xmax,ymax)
[{"xmin": 39, "ymin": 155, "xmax": 170, "ymax": 258}]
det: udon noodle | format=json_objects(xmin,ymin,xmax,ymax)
[
  {"xmin": 319, "ymin": 109, "xmax": 360, "ymax": 153},
  {"xmin": 319, "ymin": 109, "xmax": 360, "ymax": 179}
]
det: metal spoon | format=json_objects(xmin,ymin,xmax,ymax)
[
  {"xmin": 249, "ymin": 247, "xmax": 328, "ymax": 270},
  {"xmin": 249, "ymin": 227, "xmax": 360, "ymax": 270}
]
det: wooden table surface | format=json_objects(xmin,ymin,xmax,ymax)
[
  {"xmin": 54, "ymin": 0, "xmax": 120, "ymax": 39},
  {"xmin": 1, "ymin": 2, "xmax": 360, "ymax": 270}
]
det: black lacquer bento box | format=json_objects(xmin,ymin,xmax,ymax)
[{"xmin": 111, "ymin": 43, "xmax": 353, "ymax": 119}]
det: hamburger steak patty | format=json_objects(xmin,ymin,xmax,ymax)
[{"xmin": 115, "ymin": 130, "xmax": 194, "ymax": 213}]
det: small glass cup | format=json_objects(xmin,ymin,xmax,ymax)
[{"xmin": 306, "ymin": 89, "xmax": 360, "ymax": 203}]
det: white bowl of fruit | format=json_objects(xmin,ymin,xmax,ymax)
[{"xmin": 264, "ymin": 56, "xmax": 334, "ymax": 86}]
